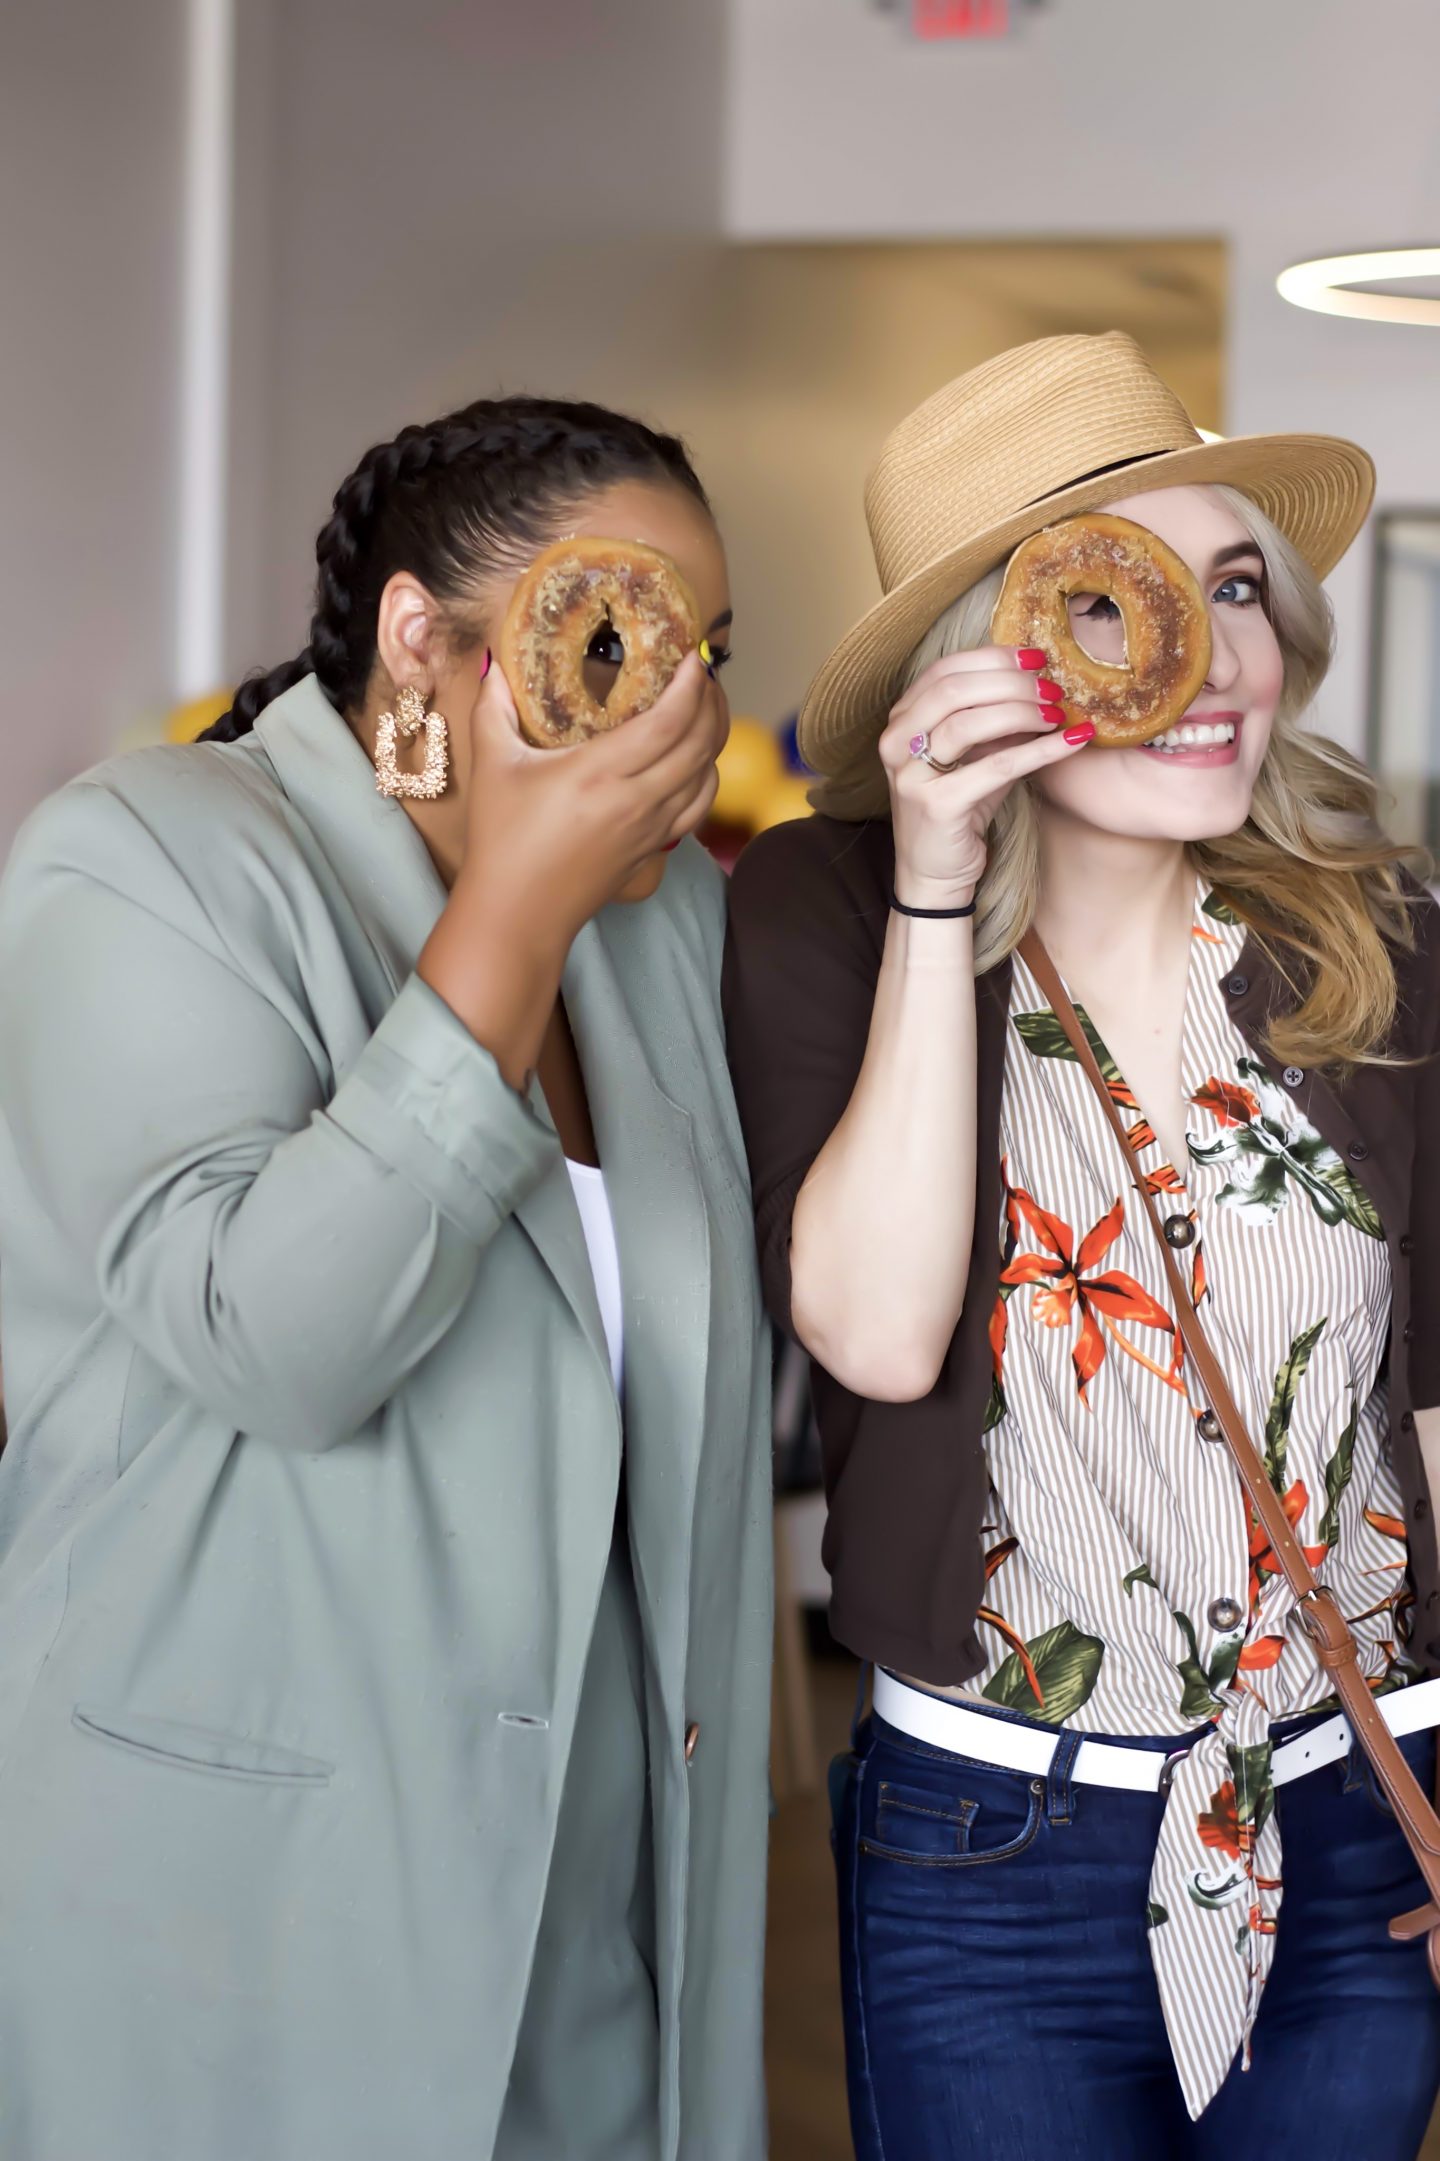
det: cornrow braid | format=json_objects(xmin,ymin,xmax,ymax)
[{"xmin": 201, "ymin": 396, "xmax": 709, "ymax": 742}]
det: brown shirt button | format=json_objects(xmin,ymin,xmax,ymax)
[
  {"xmin": 684, "ymin": 1722, "xmax": 700, "ymax": 1764},
  {"xmin": 1208, "ymin": 1597, "xmax": 1243, "ymax": 1632},
  {"xmin": 1196, "ymin": 1409, "xmax": 1223, "ymax": 1443},
  {"xmin": 1163, "ymin": 1214, "xmax": 1197, "ymax": 1249}
]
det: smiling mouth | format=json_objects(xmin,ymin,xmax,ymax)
[{"xmin": 1141, "ymin": 714, "xmax": 1242, "ymax": 766}]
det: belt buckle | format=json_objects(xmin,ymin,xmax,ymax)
[{"xmin": 1158, "ymin": 1747, "xmax": 1191, "ymax": 1795}]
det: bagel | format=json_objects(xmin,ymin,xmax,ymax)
[
  {"xmin": 500, "ymin": 535, "xmax": 700, "ymax": 749},
  {"xmin": 989, "ymin": 512, "xmax": 1212, "ymax": 747}
]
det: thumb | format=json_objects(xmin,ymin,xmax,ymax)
[{"xmin": 468, "ymin": 650, "xmax": 533, "ymax": 761}]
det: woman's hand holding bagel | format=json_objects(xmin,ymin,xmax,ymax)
[
  {"xmin": 419, "ymin": 649, "xmax": 724, "ymax": 1088},
  {"xmin": 881, "ymin": 646, "xmax": 1093, "ymax": 911}
]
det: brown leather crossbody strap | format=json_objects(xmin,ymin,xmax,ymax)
[{"xmin": 1017, "ymin": 928, "xmax": 1440, "ymax": 1973}]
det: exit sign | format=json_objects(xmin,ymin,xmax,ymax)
[{"xmin": 915, "ymin": 0, "xmax": 1008, "ymax": 31}]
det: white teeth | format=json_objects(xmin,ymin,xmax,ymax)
[{"xmin": 1147, "ymin": 720, "xmax": 1237, "ymax": 753}]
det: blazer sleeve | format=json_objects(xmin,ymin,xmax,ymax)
[
  {"xmin": 721, "ymin": 816, "xmax": 886, "ymax": 1333},
  {"xmin": 0, "ymin": 781, "xmax": 559, "ymax": 1451},
  {"xmin": 1409, "ymin": 891, "xmax": 1440, "ymax": 1411}
]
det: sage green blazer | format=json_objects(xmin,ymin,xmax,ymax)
[{"xmin": 0, "ymin": 677, "xmax": 773, "ymax": 2160}]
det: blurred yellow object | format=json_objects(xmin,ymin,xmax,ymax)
[
  {"xmin": 712, "ymin": 717, "xmax": 783, "ymax": 826},
  {"xmin": 752, "ymin": 774, "xmax": 815, "ymax": 833},
  {"xmin": 164, "ymin": 688, "xmax": 234, "ymax": 743}
]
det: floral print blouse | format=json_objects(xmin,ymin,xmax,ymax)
[{"xmin": 974, "ymin": 881, "xmax": 1412, "ymax": 2117}]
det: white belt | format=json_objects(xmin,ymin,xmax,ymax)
[{"xmin": 873, "ymin": 1668, "xmax": 1440, "ymax": 1795}]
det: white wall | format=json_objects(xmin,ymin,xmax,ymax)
[
  {"xmin": 245, "ymin": 0, "xmax": 730, "ymax": 668},
  {"xmin": 725, "ymin": 0, "xmax": 1440, "ymax": 752},
  {"xmin": 0, "ymin": 0, "xmax": 184, "ymax": 855}
]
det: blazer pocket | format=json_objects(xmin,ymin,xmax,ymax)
[{"xmin": 72, "ymin": 1705, "xmax": 333, "ymax": 1786}]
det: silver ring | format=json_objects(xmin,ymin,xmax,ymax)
[{"xmin": 908, "ymin": 729, "xmax": 961, "ymax": 776}]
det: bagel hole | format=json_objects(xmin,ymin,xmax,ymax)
[
  {"xmin": 582, "ymin": 615, "xmax": 626, "ymax": 706},
  {"xmin": 1066, "ymin": 592, "xmax": 1129, "ymax": 669}
]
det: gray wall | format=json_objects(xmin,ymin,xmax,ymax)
[{"xmin": 0, "ymin": 0, "xmax": 184, "ymax": 852}]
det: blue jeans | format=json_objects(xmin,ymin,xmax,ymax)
[{"xmin": 831, "ymin": 1694, "xmax": 1440, "ymax": 2160}]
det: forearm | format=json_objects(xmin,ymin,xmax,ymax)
[
  {"xmin": 790, "ymin": 912, "xmax": 978, "ymax": 1400},
  {"xmin": 418, "ymin": 868, "xmax": 570, "ymax": 1092}
]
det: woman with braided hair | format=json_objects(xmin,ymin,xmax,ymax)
[{"xmin": 0, "ymin": 397, "xmax": 772, "ymax": 2159}]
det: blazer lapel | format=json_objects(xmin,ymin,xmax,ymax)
[
  {"xmin": 252, "ymin": 678, "xmax": 611, "ymax": 1372},
  {"xmin": 562, "ymin": 910, "xmax": 712, "ymax": 1681}
]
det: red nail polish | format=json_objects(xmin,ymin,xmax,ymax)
[
  {"xmin": 1043, "ymin": 707, "xmax": 1067, "ymax": 725},
  {"xmin": 1037, "ymin": 678, "xmax": 1064, "ymax": 703},
  {"xmin": 1064, "ymin": 723, "xmax": 1095, "ymax": 746},
  {"xmin": 1017, "ymin": 649, "xmax": 1048, "ymax": 671},
  {"xmin": 480, "ymin": 647, "xmax": 492, "ymax": 680}
]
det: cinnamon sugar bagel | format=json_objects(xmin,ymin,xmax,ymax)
[
  {"xmin": 990, "ymin": 512, "xmax": 1212, "ymax": 747},
  {"xmin": 500, "ymin": 535, "xmax": 700, "ymax": 749}
]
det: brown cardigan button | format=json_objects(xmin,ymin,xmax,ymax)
[
  {"xmin": 1401, "ymin": 1234, "xmax": 1416, "ymax": 1256},
  {"xmin": 1226, "ymin": 974, "xmax": 1248, "ymax": 997},
  {"xmin": 1347, "ymin": 1142, "xmax": 1369, "ymax": 1163},
  {"xmin": 1406, "ymin": 1321, "xmax": 1418, "ymax": 1342},
  {"xmin": 1402, "ymin": 1412, "xmax": 1416, "ymax": 1432},
  {"xmin": 684, "ymin": 1722, "xmax": 700, "ymax": 1764}
]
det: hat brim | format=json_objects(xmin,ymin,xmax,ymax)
[{"xmin": 797, "ymin": 432, "xmax": 1375, "ymax": 777}]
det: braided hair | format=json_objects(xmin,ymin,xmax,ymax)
[{"xmin": 202, "ymin": 396, "xmax": 710, "ymax": 740}]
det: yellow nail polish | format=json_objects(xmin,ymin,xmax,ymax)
[{"xmin": 699, "ymin": 638, "xmax": 713, "ymax": 666}]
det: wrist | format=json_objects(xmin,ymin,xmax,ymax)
[
  {"xmin": 892, "ymin": 875, "xmax": 979, "ymax": 914},
  {"xmin": 452, "ymin": 864, "xmax": 576, "ymax": 973}
]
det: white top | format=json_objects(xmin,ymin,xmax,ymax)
[{"xmin": 565, "ymin": 1160, "xmax": 624, "ymax": 1395}]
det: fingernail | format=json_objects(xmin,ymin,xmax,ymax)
[
  {"xmin": 480, "ymin": 647, "xmax": 492, "ymax": 680},
  {"xmin": 1064, "ymin": 722, "xmax": 1095, "ymax": 746},
  {"xmin": 1036, "ymin": 678, "xmax": 1064, "ymax": 703},
  {"xmin": 664, "ymin": 840, "xmax": 681, "ymax": 853},
  {"xmin": 1043, "ymin": 707, "xmax": 1067, "ymax": 725},
  {"xmin": 699, "ymin": 637, "xmax": 718, "ymax": 680},
  {"xmin": 1017, "ymin": 648, "xmax": 1047, "ymax": 671}
]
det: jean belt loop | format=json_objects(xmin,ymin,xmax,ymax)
[
  {"xmin": 1342, "ymin": 1732, "xmax": 1367, "ymax": 1795},
  {"xmin": 1046, "ymin": 1727, "xmax": 1083, "ymax": 1826},
  {"xmin": 851, "ymin": 1660, "xmax": 874, "ymax": 1752}
]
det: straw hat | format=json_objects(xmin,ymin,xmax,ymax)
[{"xmin": 797, "ymin": 330, "xmax": 1375, "ymax": 779}]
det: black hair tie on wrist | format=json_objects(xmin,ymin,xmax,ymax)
[{"xmin": 890, "ymin": 893, "xmax": 977, "ymax": 920}]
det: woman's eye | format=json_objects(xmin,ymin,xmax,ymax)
[
  {"xmin": 1078, "ymin": 595, "xmax": 1121, "ymax": 622},
  {"xmin": 1215, "ymin": 575, "xmax": 1262, "ymax": 607},
  {"xmin": 587, "ymin": 625, "xmax": 625, "ymax": 667},
  {"xmin": 706, "ymin": 645, "xmax": 733, "ymax": 674}
]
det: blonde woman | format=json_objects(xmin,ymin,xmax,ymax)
[{"xmin": 724, "ymin": 333, "xmax": 1440, "ymax": 2159}]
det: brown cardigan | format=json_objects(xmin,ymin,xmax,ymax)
[{"xmin": 722, "ymin": 811, "xmax": 1440, "ymax": 1688}]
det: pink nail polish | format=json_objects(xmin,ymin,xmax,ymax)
[
  {"xmin": 1064, "ymin": 722, "xmax": 1095, "ymax": 746},
  {"xmin": 1017, "ymin": 649, "xmax": 1048, "ymax": 671}
]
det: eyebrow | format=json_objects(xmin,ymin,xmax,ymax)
[
  {"xmin": 706, "ymin": 609, "xmax": 734, "ymax": 635},
  {"xmin": 1210, "ymin": 541, "xmax": 1264, "ymax": 572}
]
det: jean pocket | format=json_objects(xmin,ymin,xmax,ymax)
[
  {"xmin": 860, "ymin": 1763, "xmax": 1044, "ymax": 1869},
  {"xmin": 72, "ymin": 1705, "xmax": 334, "ymax": 1786},
  {"xmin": 1360, "ymin": 1723, "xmax": 1436, "ymax": 1823}
]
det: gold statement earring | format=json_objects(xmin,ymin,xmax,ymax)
[{"xmin": 374, "ymin": 684, "xmax": 449, "ymax": 801}]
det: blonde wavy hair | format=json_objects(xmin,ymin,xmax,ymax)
[{"xmin": 810, "ymin": 487, "xmax": 1419, "ymax": 1068}]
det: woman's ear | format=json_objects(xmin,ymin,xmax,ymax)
[{"xmin": 374, "ymin": 572, "xmax": 445, "ymax": 697}]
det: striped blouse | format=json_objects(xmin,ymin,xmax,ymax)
[{"xmin": 970, "ymin": 879, "xmax": 1412, "ymax": 2117}]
